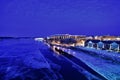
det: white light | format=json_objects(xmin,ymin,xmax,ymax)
[{"xmin": 34, "ymin": 38, "xmax": 44, "ymax": 41}]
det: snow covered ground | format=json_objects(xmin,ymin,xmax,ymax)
[
  {"xmin": 0, "ymin": 39, "xmax": 61, "ymax": 80},
  {"xmin": 62, "ymin": 47, "xmax": 120, "ymax": 80},
  {"xmin": 76, "ymin": 47, "xmax": 120, "ymax": 63}
]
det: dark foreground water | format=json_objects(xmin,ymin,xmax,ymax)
[
  {"xmin": 0, "ymin": 38, "xmax": 88, "ymax": 80},
  {"xmin": 38, "ymin": 42, "xmax": 87, "ymax": 80}
]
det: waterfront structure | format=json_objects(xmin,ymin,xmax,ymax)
[
  {"xmin": 97, "ymin": 42, "xmax": 104, "ymax": 49},
  {"xmin": 46, "ymin": 34, "xmax": 86, "ymax": 47},
  {"xmin": 87, "ymin": 41, "xmax": 94, "ymax": 48},
  {"xmin": 102, "ymin": 36, "xmax": 118, "ymax": 41},
  {"xmin": 85, "ymin": 40, "xmax": 120, "ymax": 52},
  {"xmin": 45, "ymin": 34, "xmax": 120, "ymax": 52},
  {"xmin": 110, "ymin": 42, "xmax": 119, "ymax": 51},
  {"xmin": 75, "ymin": 40, "xmax": 85, "ymax": 47}
]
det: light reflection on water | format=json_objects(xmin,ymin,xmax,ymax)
[
  {"xmin": 50, "ymin": 45, "xmax": 77, "ymax": 56},
  {"xmin": 51, "ymin": 46, "xmax": 61, "ymax": 55}
]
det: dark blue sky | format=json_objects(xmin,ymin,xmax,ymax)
[{"xmin": 0, "ymin": 0, "xmax": 120, "ymax": 37}]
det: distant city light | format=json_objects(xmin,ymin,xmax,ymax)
[{"xmin": 34, "ymin": 38, "xmax": 44, "ymax": 41}]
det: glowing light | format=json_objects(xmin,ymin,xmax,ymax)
[{"xmin": 34, "ymin": 38, "xmax": 44, "ymax": 41}]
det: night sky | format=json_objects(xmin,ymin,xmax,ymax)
[{"xmin": 0, "ymin": 0, "xmax": 120, "ymax": 37}]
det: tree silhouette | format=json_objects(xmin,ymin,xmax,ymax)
[{"xmin": 60, "ymin": 38, "xmax": 77, "ymax": 44}]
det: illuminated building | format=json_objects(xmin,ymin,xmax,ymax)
[{"xmin": 45, "ymin": 34, "xmax": 120, "ymax": 52}]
